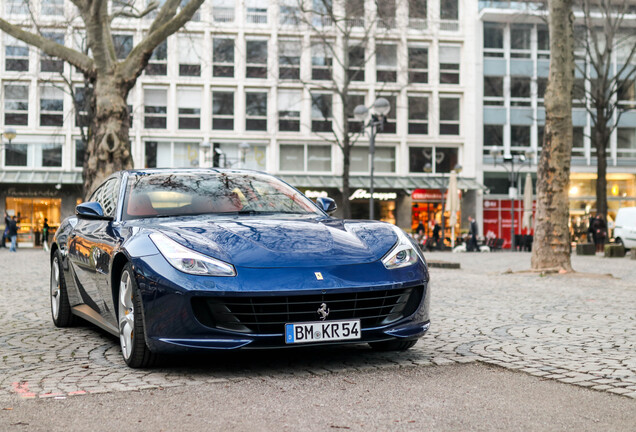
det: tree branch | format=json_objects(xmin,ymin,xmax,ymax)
[
  {"xmin": 0, "ymin": 18, "xmax": 94, "ymax": 74},
  {"xmin": 110, "ymin": 1, "xmax": 159, "ymax": 22}
]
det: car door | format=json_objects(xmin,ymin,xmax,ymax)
[{"xmin": 68, "ymin": 177, "xmax": 121, "ymax": 322}]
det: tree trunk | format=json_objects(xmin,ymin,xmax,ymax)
[
  {"xmin": 83, "ymin": 73, "xmax": 133, "ymax": 198},
  {"xmin": 342, "ymin": 135, "xmax": 352, "ymax": 219},
  {"xmin": 531, "ymin": 0, "xmax": 574, "ymax": 272},
  {"xmin": 594, "ymin": 114, "xmax": 608, "ymax": 220}
]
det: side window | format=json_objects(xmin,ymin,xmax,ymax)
[{"xmin": 90, "ymin": 178, "xmax": 120, "ymax": 218}]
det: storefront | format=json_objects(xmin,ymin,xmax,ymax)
[
  {"xmin": 348, "ymin": 188, "xmax": 398, "ymax": 224},
  {"xmin": 411, "ymin": 189, "xmax": 462, "ymax": 247}
]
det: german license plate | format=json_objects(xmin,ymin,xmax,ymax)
[{"xmin": 285, "ymin": 320, "xmax": 361, "ymax": 344}]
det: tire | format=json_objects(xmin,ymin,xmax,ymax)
[
  {"xmin": 51, "ymin": 250, "xmax": 75, "ymax": 327},
  {"xmin": 118, "ymin": 263, "xmax": 156, "ymax": 368},
  {"xmin": 369, "ymin": 339, "xmax": 418, "ymax": 352},
  {"xmin": 615, "ymin": 237, "xmax": 625, "ymax": 249}
]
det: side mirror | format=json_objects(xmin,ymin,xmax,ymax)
[
  {"xmin": 76, "ymin": 202, "xmax": 113, "ymax": 220},
  {"xmin": 316, "ymin": 197, "xmax": 337, "ymax": 214}
]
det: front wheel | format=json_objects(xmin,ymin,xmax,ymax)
[
  {"xmin": 118, "ymin": 263, "xmax": 156, "ymax": 368},
  {"xmin": 369, "ymin": 339, "xmax": 418, "ymax": 352},
  {"xmin": 51, "ymin": 250, "xmax": 75, "ymax": 327}
]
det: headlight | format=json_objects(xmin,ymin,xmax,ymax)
[
  {"xmin": 149, "ymin": 233, "xmax": 236, "ymax": 277},
  {"xmin": 382, "ymin": 226, "xmax": 425, "ymax": 270}
]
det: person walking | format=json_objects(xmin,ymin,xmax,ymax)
[
  {"xmin": 592, "ymin": 214, "xmax": 607, "ymax": 253},
  {"xmin": 8, "ymin": 215, "xmax": 19, "ymax": 252},
  {"xmin": 468, "ymin": 216, "xmax": 479, "ymax": 252},
  {"xmin": 42, "ymin": 218, "xmax": 50, "ymax": 252},
  {"xmin": 433, "ymin": 222, "xmax": 441, "ymax": 250},
  {"xmin": 1, "ymin": 211, "xmax": 9, "ymax": 248}
]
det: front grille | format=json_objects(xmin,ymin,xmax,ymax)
[{"xmin": 191, "ymin": 285, "xmax": 424, "ymax": 335}]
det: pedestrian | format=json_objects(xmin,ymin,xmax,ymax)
[
  {"xmin": 433, "ymin": 223, "xmax": 441, "ymax": 249},
  {"xmin": 587, "ymin": 215, "xmax": 595, "ymax": 243},
  {"xmin": 591, "ymin": 214, "xmax": 607, "ymax": 253},
  {"xmin": 42, "ymin": 218, "xmax": 50, "ymax": 252},
  {"xmin": 8, "ymin": 215, "xmax": 19, "ymax": 253},
  {"xmin": 1, "ymin": 211, "xmax": 9, "ymax": 248},
  {"xmin": 468, "ymin": 216, "xmax": 479, "ymax": 252}
]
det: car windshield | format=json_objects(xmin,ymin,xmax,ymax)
[{"xmin": 122, "ymin": 171, "xmax": 322, "ymax": 220}]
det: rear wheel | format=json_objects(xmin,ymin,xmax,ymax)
[
  {"xmin": 50, "ymin": 250, "xmax": 75, "ymax": 327},
  {"xmin": 369, "ymin": 339, "xmax": 418, "ymax": 352},
  {"xmin": 118, "ymin": 263, "xmax": 156, "ymax": 368},
  {"xmin": 615, "ymin": 237, "xmax": 625, "ymax": 249}
]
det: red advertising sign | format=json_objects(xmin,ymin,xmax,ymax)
[{"xmin": 483, "ymin": 199, "xmax": 535, "ymax": 249}]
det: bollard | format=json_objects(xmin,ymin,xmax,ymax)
[
  {"xmin": 576, "ymin": 243, "xmax": 595, "ymax": 256},
  {"xmin": 604, "ymin": 244, "xmax": 626, "ymax": 258},
  {"xmin": 631, "ymin": 248, "xmax": 636, "ymax": 260}
]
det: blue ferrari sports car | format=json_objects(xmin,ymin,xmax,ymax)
[{"xmin": 50, "ymin": 169, "xmax": 430, "ymax": 367}]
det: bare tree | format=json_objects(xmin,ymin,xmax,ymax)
[
  {"xmin": 531, "ymin": 0, "xmax": 575, "ymax": 272},
  {"xmin": 282, "ymin": 0, "xmax": 400, "ymax": 218},
  {"xmin": 575, "ymin": 0, "xmax": 636, "ymax": 221},
  {"xmin": 1, "ymin": 0, "xmax": 204, "ymax": 197}
]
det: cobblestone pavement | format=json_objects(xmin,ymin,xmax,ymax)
[{"xmin": 0, "ymin": 249, "xmax": 635, "ymax": 401}]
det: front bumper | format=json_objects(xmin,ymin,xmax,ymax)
[{"xmin": 132, "ymin": 254, "xmax": 431, "ymax": 353}]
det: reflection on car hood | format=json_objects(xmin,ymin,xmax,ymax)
[{"xmin": 142, "ymin": 216, "xmax": 398, "ymax": 268}]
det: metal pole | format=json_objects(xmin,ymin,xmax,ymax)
[
  {"xmin": 440, "ymin": 182, "xmax": 446, "ymax": 250},
  {"xmin": 369, "ymin": 122, "xmax": 376, "ymax": 220},
  {"xmin": 510, "ymin": 158, "xmax": 515, "ymax": 251}
]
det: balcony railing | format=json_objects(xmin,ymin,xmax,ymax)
[
  {"xmin": 408, "ymin": 17, "xmax": 428, "ymax": 30},
  {"xmin": 377, "ymin": 17, "xmax": 396, "ymax": 30},
  {"xmin": 213, "ymin": 7, "xmax": 235, "ymax": 23},
  {"xmin": 246, "ymin": 10, "xmax": 267, "ymax": 24},
  {"xmin": 439, "ymin": 19, "xmax": 459, "ymax": 31}
]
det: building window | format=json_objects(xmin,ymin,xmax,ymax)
[
  {"xmin": 376, "ymin": 44, "xmax": 397, "ymax": 82},
  {"xmin": 510, "ymin": 24, "xmax": 532, "ymax": 58},
  {"xmin": 510, "ymin": 77, "xmax": 531, "ymax": 106},
  {"xmin": 352, "ymin": 146, "xmax": 396, "ymax": 172},
  {"xmin": 348, "ymin": 45, "xmax": 365, "ymax": 82},
  {"xmin": 178, "ymin": 87, "xmax": 201, "ymax": 130},
  {"xmin": 212, "ymin": 142, "xmax": 267, "ymax": 169},
  {"xmin": 311, "ymin": 93, "xmax": 332, "ymax": 132},
  {"xmin": 378, "ymin": 95, "xmax": 397, "ymax": 134},
  {"xmin": 212, "ymin": 91, "xmax": 234, "ymax": 130},
  {"xmin": 4, "ymin": 84, "xmax": 29, "ymax": 126},
  {"xmin": 408, "ymin": 0, "xmax": 427, "ymax": 30},
  {"xmin": 146, "ymin": 40, "xmax": 167, "ymax": 76},
  {"xmin": 311, "ymin": 41, "xmax": 332, "ymax": 80},
  {"xmin": 41, "ymin": 32, "xmax": 64, "ymax": 72},
  {"xmin": 113, "ymin": 34, "xmax": 133, "ymax": 60},
  {"xmin": 40, "ymin": 86, "xmax": 64, "ymax": 127},
  {"xmin": 280, "ymin": 0, "xmax": 300, "ymax": 25},
  {"xmin": 484, "ymin": 76, "xmax": 504, "ymax": 106},
  {"xmin": 145, "ymin": 141, "xmax": 200, "ymax": 168},
  {"xmin": 440, "ymin": 0, "xmax": 458, "ymax": 30},
  {"xmin": 483, "ymin": 22, "xmax": 504, "ymax": 57},
  {"xmin": 346, "ymin": 0, "xmax": 364, "ymax": 27},
  {"xmin": 617, "ymin": 128, "xmax": 636, "ymax": 159},
  {"xmin": 5, "ymin": 144, "xmax": 28, "ymax": 166},
  {"xmin": 312, "ymin": 0, "xmax": 333, "ymax": 27},
  {"xmin": 408, "ymin": 96, "xmax": 429, "ymax": 135},
  {"xmin": 572, "ymin": 127, "xmax": 584, "ymax": 157},
  {"xmin": 439, "ymin": 97, "xmax": 460, "ymax": 135},
  {"xmin": 408, "ymin": 46, "xmax": 428, "ymax": 83},
  {"xmin": 246, "ymin": 40, "xmax": 268, "ymax": 78},
  {"xmin": 5, "ymin": 35, "xmax": 29, "ymax": 72},
  {"xmin": 537, "ymin": 77, "xmax": 549, "ymax": 104},
  {"xmin": 511, "ymin": 125, "xmax": 531, "ymax": 147},
  {"xmin": 278, "ymin": 90, "xmax": 301, "ymax": 132},
  {"xmin": 75, "ymin": 139, "xmax": 85, "ymax": 168},
  {"xmin": 73, "ymin": 86, "xmax": 90, "ymax": 128},
  {"xmin": 246, "ymin": 92, "xmax": 267, "ymax": 131},
  {"xmin": 4, "ymin": 0, "xmax": 28, "ymax": 15},
  {"xmin": 410, "ymin": 147, "xmax": 458, "ymax": 173},
  {"xmin": 213, "ymin": 38, "xmax": 234, "ymax": 77},
  {"xmin": 246, "ymin": 0, "xmax": 267, "ymax": 24},
  {"xmin": 618, "ymin": 80, "xmax": 636, "ymax": 109},
  {"xmin": 377, "ymin": 0, "xmax": 396, "ymax": 30},
  {"xmin": 279, "ymin": 144, "xmax": 332, "ymax": 172},
  {"xmin": 483, "ymin": 125, "xmax": 503, "ymax": 155},
  {"xmin": 537, "ymin": 25, "xmax": 550, "ymax": 59},
  {"xmin": 212, "ymin": 0, "xmax": 235, "ymax": 23},
  {"xmin": 347, "ymin": 94, "xmax": 366, "ymax": 134},
  {"xmin": 42, "ymin": 0, "xmax": 64, "ymax": 16},
  {"xmin": 409, "ymin": 147, "xmax": 432, "ymax": 173},
  {"xmin": 279, "ymin": 39, "xmax": 301, "ymax": 80},
  {"xmin": 144, "ymin": 88, "xmax": 167, "ymax": 129},
  {"xmin": 435, "ymin": 147, "xmax": 459, "ymax": 172},
  {"xmin": 439, "ymin": 45, "xmax": 460, "ymax": 84},
  {"xmin": 178, "ymin": 35, "xmax": 202, "ymax": 76},
  {"xmin": 42, "ymin": 143, "xmax": 62, "ymax": 167}
]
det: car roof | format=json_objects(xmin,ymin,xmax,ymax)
[{"xmin": 123, "ymin": 168, "xmax": 267, "ymax": 176}]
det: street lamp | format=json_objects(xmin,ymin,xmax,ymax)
[
  {"xmin": 490, "ymin": 147, "xmax": 534, "ymax": 251},
  {"xmin": 354, "ymin": 98, "xmax": 391, "ymax": 220},
  {"xmin": 1, "ymin": 128, "xmax": 18, "ymax": 166}
]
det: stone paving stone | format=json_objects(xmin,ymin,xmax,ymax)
[{"xmin": 1, "ymin": 250, "xmax": 635, "ymax": 400}]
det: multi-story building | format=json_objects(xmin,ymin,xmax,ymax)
[
  {"xmin": 479, "ymin": 2, "xmax": 636, "ymax": 247},
  {"xmin": 1, "ymin": 0, "xmax": 482, "ymax": 247}
]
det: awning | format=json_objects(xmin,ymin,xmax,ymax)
[
  {"xmin": 279, "ymin": 174, "xmax": 486, "ymax": 192},
  {"xmin": 0, "ymin": 170, "xmax": 83, "ymax": 184}
]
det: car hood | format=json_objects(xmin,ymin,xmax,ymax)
[{"xmin": 139, "ymin": 216, "xmax": 399, "ymax": 268}]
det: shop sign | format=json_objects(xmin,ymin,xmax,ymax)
[
  {"xmin": 411, "ymin": 189, "xmax": 447, "ymax": 201},
  {"xmin": 4, "ymin": 187, "xmax": 61, "ymax": 198},
  {"xmin": 348, "ymin": 189, "xmax": 397, "ymax": 201},
  {"xmin": 304, "ymin": 190, "xmax": 329, "ymax": 199}
]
